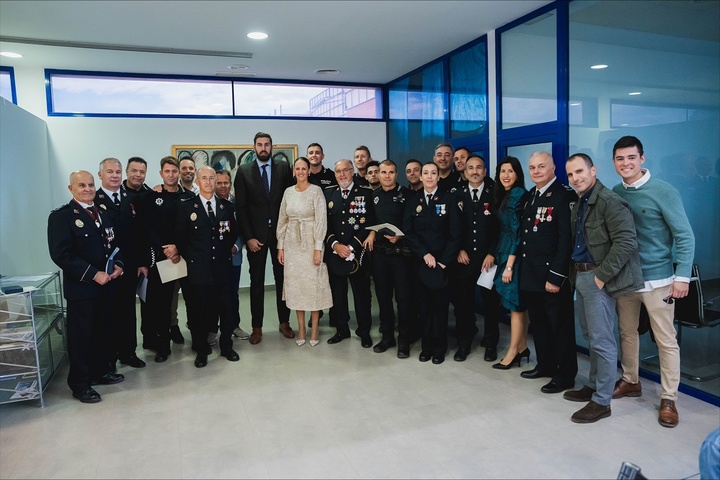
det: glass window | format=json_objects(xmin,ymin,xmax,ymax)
[
  {"xmin": 0, "ymin": 67, "xmax": 16, "ymax": 104},
  {"xmin": 449, "ymin": 42, "xmax": 487, "ymax": 139},
  {"xmin": 233, "ymin": 83, "xmax": 380, "ymax": 118},
  {"xmin": 500, "ymin": 10, "xmax": 557, "ymax": 129}
]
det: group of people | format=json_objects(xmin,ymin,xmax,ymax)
[{"xmin": 48, "ymin": 133, "xmax": 695, "ymax": 431}]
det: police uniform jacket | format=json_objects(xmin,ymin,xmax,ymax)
[
  {"xmin": 138, "ymin": 185, "xmax": 195, "ymax": 266},
  {"xmin": 94, "ymin": 186, "xmax": 143, "ymax": 270},
  {"xmin": 309, "ymin": 167, "xmax": 338, "ymax": 189},
  {"xmin": 458, "ymin": 178, "xmax": 499, "ymax": 275},
  {"xmin": 175, "ymin": 195, "xmax": 238, "ymax": 286},
  {"xmin": 324, "ymin": 184, "xmax": 375, "ymax": 259},
  {"xmin": 48, "ymin": 201, "xmax": 124, "ymax": 300},
  {"xmin": 403, "ymin": 189, "xmax": 463, "ymax": 267},
  {"xmin": 519, "ymin": 179, "xmax": 577, "ymax": 292},
  {"xmin": 371, "ymin": 184, "xmax": 411, "ymax": 254}
]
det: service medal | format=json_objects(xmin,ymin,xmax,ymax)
[
  {"xmin": 359, "ymin": 217, "xmax": 366, "ymax": 224},
  {"xmin": 484, "ymin": 203, "xmax": 491, "ymax": 216},
  {"xmin": 348, "ymin": 217, "xmax": 356, "ymax": 225},
  {"xmin": 99, "ymin": 204, "xmax": 107, "ymax": 210},
  {"xmin": 75, "ymin": 219, "xmax": 84, "ymax": 228},
  {"xmin": 190, "ymin": 212, "xmax": 197, "ymax": 221},
  {"xmin": 546, "ymin": 207, "xmax": 554, "ymax": 222}
]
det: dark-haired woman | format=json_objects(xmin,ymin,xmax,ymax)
[{"xmin": 492, "ymin": 156, "xmax": 530, "ymax": 369}]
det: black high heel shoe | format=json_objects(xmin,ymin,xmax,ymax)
[{"xmin": 492, "ymin": 347, "xmax": 531, "ymax": 370}]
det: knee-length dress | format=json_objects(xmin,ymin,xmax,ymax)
[
  {"xmin": 493, "ymin": 186, "xmax": 527, "ymax": 312},
  {"xmin": 276, "ymin": 184, "xmax": 333, "ymax": 311}
]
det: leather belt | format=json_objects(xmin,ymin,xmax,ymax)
[{"xmin": 574, "ymin": 262, "xmax": 597, "ymax": 272}]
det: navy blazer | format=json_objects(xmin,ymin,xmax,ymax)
[{"xmin": 403, "ymin": 189, "xmax": 462, "ymax": 268}]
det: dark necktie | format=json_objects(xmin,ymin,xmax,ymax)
[
  {"xmin": 261, "ymin": 164, "xmax": 270, "ymax": 197},
  {"xmin": 472, "ymin": 188, "xmax": 479, "ymax": 202},
  {"xmin": 206, "ymin": 200, "xmax": 216, "ymax": 224},
  {"xmin": 426, "ymin": 193, "xmax": 432, "ymax": 205},
  {"xmin": 533, "ymin": 189, "xmax": 541, "ymax": 205},
  {"xmin": 342, "ymin": 189, "xmax": 349, "ymax": 200},
  {"xmin": 112, "ymin": 192, "xmax": 120, "ymax": 206}
]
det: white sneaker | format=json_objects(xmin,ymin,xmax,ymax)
[
  {"xmin": 207, "ymin": 332, "xmax": 217, "ymax": 346},
  {"xmin": 233, "ymin": 327, "xmax": 250, "ymax": 340}
]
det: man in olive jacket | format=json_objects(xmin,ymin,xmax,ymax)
[{"xmin": 562, "ymin": 153, "xmax": 643, "ymax": 424}]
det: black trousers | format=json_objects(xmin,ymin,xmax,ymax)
[
  {"xmin": 184, "ymin": 282, "xmax": 235, "ymax": 352},
  {"xmin": 144, "ymin": 266, "xmax": 175, "ymax": 355},
  {"xmin": 329, "ymin": 266, "xmax": 372, "ymax": 337},
  {"xmin": 246, "ymin": 230, "xmax": 290, "ymax": 328},
  {"xmin": 111, "ymin": 272, "xmax": 139, "ymax": 360},
  {"xmin": 479, "ymin": 285, "xmax": 502, "ymax": 349},
  {"xmin": 523, "ymin": 284, "xmax": 578, "ymax": 384},
  {"xmin": 372, "ymin": 250, "xmax": 413, "ymax": 343},
  {"xmin": 418, "ymin": 272, "xmax": 452, "ymax": 357},
  {"xmin": 449, "ymin": 265, "xmax": 479, "ymax": 349},
  {"xmin": 66, "ymin": 296, "xmax": 114, "ymax": 392}
]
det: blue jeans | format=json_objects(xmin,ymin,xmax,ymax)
[{"xmin": 575, "ymin": 271, "xmax": 618, "ymax": 406}]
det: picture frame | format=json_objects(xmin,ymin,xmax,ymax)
[{"xmin": 171, "ymin": 144, "xmax": 299, "ymax": 184}]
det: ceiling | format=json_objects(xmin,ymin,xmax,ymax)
[{"xmin": 0, "ymin": 0, "xmax": 551, "ymax": 84}]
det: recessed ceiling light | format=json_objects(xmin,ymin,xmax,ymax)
[
  {"xmin": 628, "ymin": 92, "xmax": 642, "ymax": 96},
  {"xmin": 315, "ymin": 69, "xmax": 340, "ymax": 75},
  {"xmin": 0, "ymin": 51, "xmax": 23, "ymax": 58},
  {"xmin": 590, "ymin": 64, "xmax": 608, "ymax": 69},
  {"xmin": 569, "ymin": 102, "xmax": 581, "ymax": 106},
  {"xmin": 247, "ymin": 32, "xmax": 268, "ymax": 40},
  {"xmin": 227, "ymin": 64, "xmax": 249, "ymax": 70}
]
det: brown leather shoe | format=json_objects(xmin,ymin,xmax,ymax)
[
  {"xmin": 612, "ymin": 379, "xmax": 642, "ymax": 399},
  {"xmin": 563, "ymin": 385, "xmax": 596, "ymax": 402},
  {"xmin": 249, "ymin": 327, "xmax": 262, "ymax": 345},
  {"xmin": 658, "ymin": 399, "xmax": 679, "ymax": 428},
  {"xmin": 571, "ymin": 401, "xmax": 611, "ymax": 424},
  {"xmin": 279, "ymin": 322, "xmax": 295, "ymax": 339}
]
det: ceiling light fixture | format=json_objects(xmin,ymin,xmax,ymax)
[
  {"xmin": 0, "ymin": 51, "xmax": 23, "ymax": 58},
  {"xmin": 628, "ymin": 92, "xmax": 642, "ymax": 96},
  {"xmin": 227, "ymin": 64, "xmax": 249, "ymax": 70},
  {"xmin": 315, "ymin": 69, "xmax": 340, "ymax": 75},
  {"xmin": 590, "ymin": 64, "xmax": 608, "ymax": 69},
  {"xmin": 247, "ymin": 32, "xmax": 268, "ymax": 40}
]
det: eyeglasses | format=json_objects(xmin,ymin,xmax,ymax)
[
  {"xmin": 662, "ymin": 295, "xmax": 674, "ymax": 305},
  {"xmin": 335, "ymin": 168, "xmax": 353, "ymax": 174}
]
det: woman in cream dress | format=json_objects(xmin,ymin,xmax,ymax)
[{"xmin": 277, "ymin": 157, "xmax": 333, "ymax": 346}]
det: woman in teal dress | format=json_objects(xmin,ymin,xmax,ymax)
[{"xmin": 491, "ymin": 156, "xmax": 531, "ymax": 369}]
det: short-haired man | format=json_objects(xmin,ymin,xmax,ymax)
[
  {"xmin": 564, "ymin": 153, "xmax": 643, "ymax": 424},
  {"xmin": 453, "ymin": 147, "xmax": 472, "ymax": 181},
  {"xmin": 307, "ymin": 143, "xmax": 337, "ymax": 188},
  {"xmin": 324, "ymin": 159, "xmax": 375, "ymax": 347},
  {"xmin": 124, "ymin": 157, "xmax": 150, "ymax": 193},
  {"xmin": 48, "ymin": 170, "xmax": 125, "ymax": 403},
  {"xmin": 175, "ymin": 166, "xmax": 240, "ymax": 367},
  {"xmin": 452, "ymin": 155, "xmax": 501, "ymax": 362},
  {"xmin": 365, "ymin": 160, "xmax": 381, "ymax": 190},
  {"xmin": 434, "ymin": 142, "xmax": 460, "ymax": 192},
  {"xmin": 95, "ymin": 158, "xmax": 146, "ymax": 369},
  {"xmin": 405, "ymin": 159, "xmax": 423, "ymax": 191},
  {"xmin": 611, "ymin": 136, "xmax": 695, "ymax": 428},
  {"xmin": 179, "ymin": 157, "xmax": 200, "ymax": 194},
  {"xmin": 519, "ymin": 151, "xmax": 578, "ymax": 394},
  {"xmin": 353, "ymin": 145, "xmax": 372, "ymax": 187},
  {"xmin": 234, "ymin": 132, "xmax": 295, "ymax": 344},
  {"xmin": 369, "ymin": 159, "xmax": 414, "ymax": 357}
]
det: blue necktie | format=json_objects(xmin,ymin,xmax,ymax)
[{"xmin": 261, "ymin": 164, "xmax": 270, "ymax": 197}]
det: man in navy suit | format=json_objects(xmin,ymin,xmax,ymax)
[
  {"xmin": 48, "ymin": 170, "xmax": 125, "ymax": 403},
  {"xmin": 233, "ymin": 132, "xmax": 294, "ymax": 344}
]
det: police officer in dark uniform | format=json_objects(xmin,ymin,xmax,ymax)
[
  {"xmin": 519, "ymin": 151, "xmax": 578, "ymax": 393},
  {"xmin": 307, "ymin": 143, "xmax": 338, "ymax": 188},
  {"xmin": 404, "ymin": 162, "xmax": 463, "ymax": 364},
  {"xmin": 138, "ymin": 156, "xmax": 195, "ymax": 362},
  {"xmin": 175, "ymin": 166, "xmax": 240, "ymax": 368},
  {"xmin": 451, "ymin": 155, "xmax": 502, "ymax": 362},
  {"xmin": 368, "ymin": 159, "xmax": 414, "ymax": 358},
  {"xmin": 95, "ymin": 157, "xmax": 146, "ymax": 369},
  {"xmin": 48, "ymin": 170, "xmax": 125, "ymax": 403},
  {"xmin": 324, "ymin": 159, "xmax": 375, "ymax": 347}
]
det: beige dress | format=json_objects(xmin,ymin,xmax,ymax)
[{"xmin": 276, "ymin": 184, "xmax": 333, "ymax": 311}]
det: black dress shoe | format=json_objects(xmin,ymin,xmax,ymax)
[
  {"xmin": 194, "ymin": 353, "xmax": 208, "ymax": 368},
  {"xmin": 397, "ymin": 344, "xmax": 410, "ymax": 359},
  {"xmin": 155, "ymin": 351, "xmax": 170, "ymax": 363},
  {"xmin": 220, "ymin": 349, "xmax": 240, "ymax": 361},
  {"xmin": 432, "ymin": 355, "xmax": 445, "ymax": 365},
  {"xmin": 484, "ymin": 347, "xmax": 498, "ymax": 362},
  {"xmin": 92, "ymin": 372, "xmax": 124, "ymax": 385},
  {"xmin": 373, "ymin": 339, "xmax": 396, "ymax": 353},
  {"xmin": 521, "ymin": 367, "xmax": 552, "ymax": 379},
  {"xmin": 119, "ymin": 355, "xmax": 146, "ymax": 368},
  {"xmin": 327, "ymin": 331, "xmax": 351, "ymax": 344},
  {"xmin": 454, "ymin": 347, "xmax": 469, "ymax": 362},
  {"xmin": 73, "ymin": 388, "xmax": 102, "ymax": 404},
  {"xmin": 419, "ymin": 351, "xmax": 432, "ymax": 362},
  {"xmin": 541, "ymin": 380, "xmax": 573, "ymax": 394},
  {"xmin": 360, "ymin": 335, "xmax": 373, "ymax": 348}
]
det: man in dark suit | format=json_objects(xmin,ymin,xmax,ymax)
[
  {"xmin": 451, "ymin": 155, "xmax": 501, "ymax": 362},
  {"xmin": 176, "ymin": 166, "xmax": 240, "ymax": 367},
  {"xmin": 95, "ymin": 157, "xmax": 146, "ymax": 369},
  {"xmin": 519, "ymin": 151, "xmax": 578, "ymax": 394},
  {"xmin": 324, "ymin": 159, "xmax": 375, "ymax": 347},
  {"xmin": 233, "ymin": 132, "xmax": 294, "ymax": 344},
  {"xmin": 48, "ymin": 170, "xmax": 125, "ymax": 404}
]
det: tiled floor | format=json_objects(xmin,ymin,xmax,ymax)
[{"xmin": 1, "ymin": 290, "xmax": 718, "ymax": 479}]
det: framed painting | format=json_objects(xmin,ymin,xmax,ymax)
[{"xmin": 171, "ymin": 144, "xmax": 299, "ymax": 184}]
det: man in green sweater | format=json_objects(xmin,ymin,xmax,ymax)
[{"xmin": 611, "ymin": 136, "xmax": 695, "ymax": 428}]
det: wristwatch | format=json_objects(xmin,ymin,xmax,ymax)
[{"xmin": 506, "ymin": 266, "xmax": 513, "ymax": 271}]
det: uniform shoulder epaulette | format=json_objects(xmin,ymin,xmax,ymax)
[
  {"xmin": 51, "ymin": 203, "xmax": 71, "ymax": 213},
  {"xmin": 358, "ymin": 185, "xmax": 373, "ymax": 190},
  {"xmin": 562, "ymin": 183, "xmax": 574, "ymax": 192},
  {"xmin": 325, "ymin": 184, "xmax": 339, "ymax": 190}
]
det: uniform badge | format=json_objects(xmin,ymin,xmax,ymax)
[
  {"xmin": 569, "ymin": 201, "xmax": 576, "ymax": 211},
  {"xmin": 546, "ymin": 207, "xmax": 554, "ymax": 222},
  {"xmin": 484, "ymin": 203, "xmax": 491, "ymax": 216},
  {"xmin": 99, "ymin": 204, "xmax": 107, "ymax": 210},
  {"xmin": 458, "ymin": 200, "xmax": 464, "ymax": 212},
  {"xmin": 155, "ymin": 198, "xmax": 164, "ymax": 206},
  {"xmin": 219, "ymin": 204, "xmax": 224, "ymax": 209},
  {"xmin": 105, "ymin": 227, "xmax": 115, "ymax": 243},
  {"xmin": 374, "ymin": 196, "xmax": 379, "ymax": 205},
  {"xmin": 328, "ymin": 201, "xmax": 334, "ymax": 209},
  {"xmin": 219, "ymin": 220, "xmax": 229, "ymax": 240},
  {"xmin": 348, "ymin": 217, "xmax": 356, "ymax": 225},
  {"xmin": 416, "ymin": 205, "xmax": 423, "ymax": 213},
  {"xmin": 359, "ymin": 217, "xmax": 366, "ymax": 224},
  {"xmin": 190, "ymin": 212, "xmax": 197, "ymax": 221},
  {"xmin": 122, "ymin": 192, "xmax": 127, "ymax": 197},
  {"xmin": 546, "ymin": 191, "xmax": 552, "ymax": 197},
  {"xmin": 436, "ymin": 204, "xmax": 446, "ymax": 216},
  {"xmin": 354, "ymin": 225, "xmax": 360, "ymax": 231},
  {"xmin": 75, "ymin": 219, "xmax": 84, "ymax": 228}
]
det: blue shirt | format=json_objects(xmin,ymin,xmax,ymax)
[{"xmin": 572, "ymin": 187, "xmax": 595, "ymax": 264}]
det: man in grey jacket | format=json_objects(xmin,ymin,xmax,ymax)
[{"xmin": 563, "ymin": 153, "xmax": 643, "ymax": 423}]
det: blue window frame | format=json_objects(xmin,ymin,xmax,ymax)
[{"xmin": 0, "ymin": 66, "xmax": 17, "ymax": 104}]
